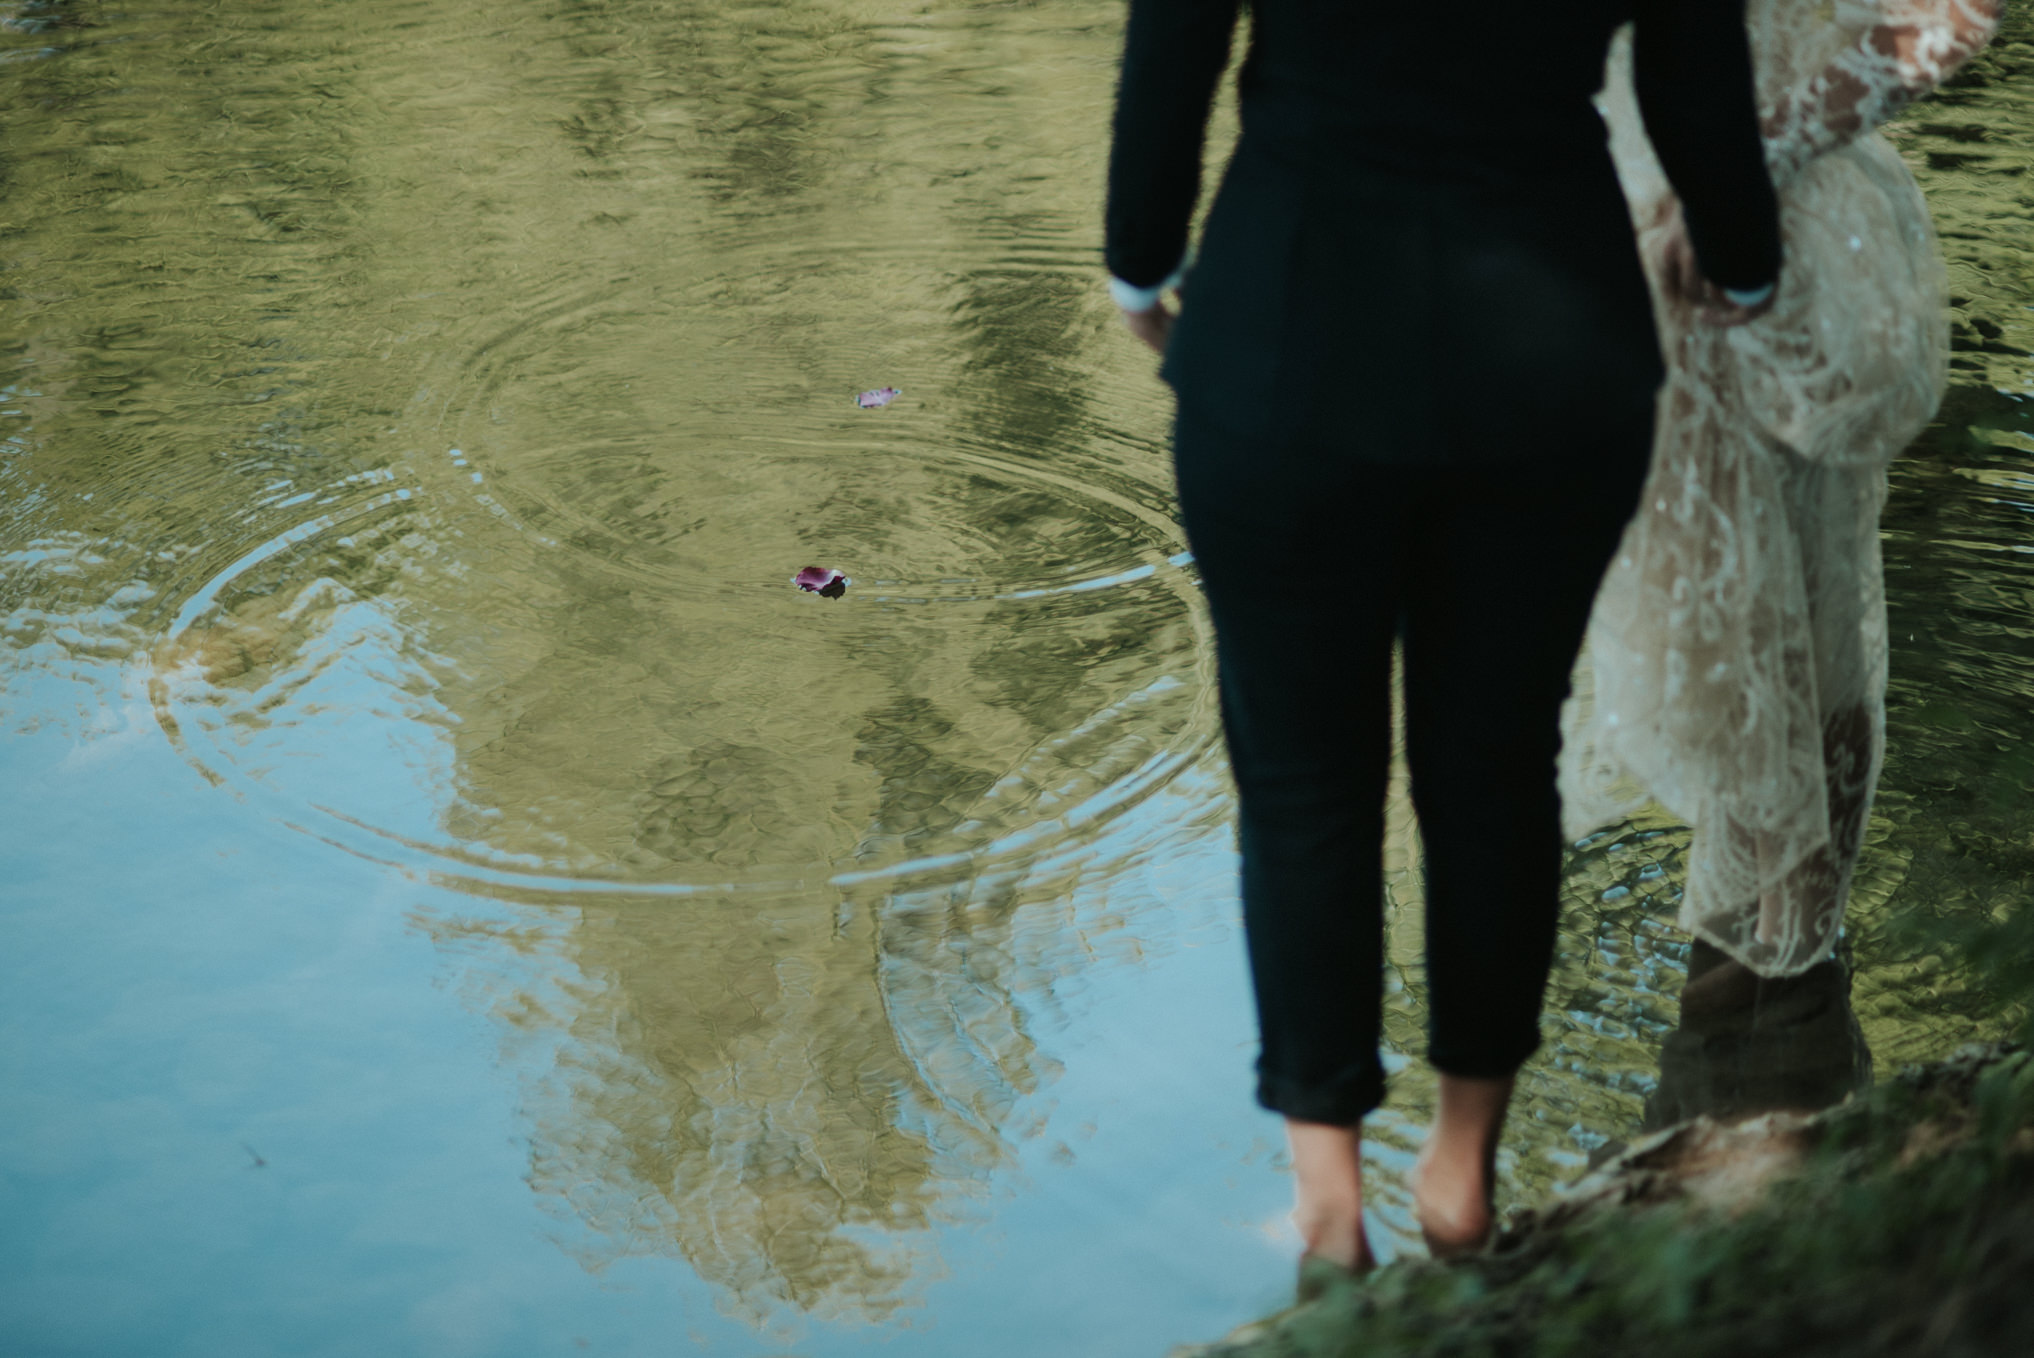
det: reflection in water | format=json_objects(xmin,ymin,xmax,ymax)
[
  {"xmin": 1645, "ymin": 940, "xmax": 1874, "ymax": 1132},
  {"xmin": 519, "ymin": 888, "xmax": 1035, "ymax": 1322},
  {"xmin": 3, "ymin": 0, "xmax": 2034, "ymax": 1343},
  {"xmin": 1, "ymin": 0, "xmax": 1216, "ymax": 1327},
  {"xmin": 427, "ymin": 837, "xmax": 1198, "ymax": 1322}
]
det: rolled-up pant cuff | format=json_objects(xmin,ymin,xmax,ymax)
[
  {"xmin": 1428, "ymin": 1034, "xmax": 1540, "ymax": 1083},
  {"xmin": 1255, "ymin": 1057, "xmax": 1387, "ymax": 1127}
]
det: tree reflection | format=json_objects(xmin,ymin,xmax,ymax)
[
  {"xmin": 427, "ymin": 867, "xmax": 1108, "ymax": 1323},
  {"xmin": 7, "ymin": 0, "xmax": 1193, "ymax": 1326}
]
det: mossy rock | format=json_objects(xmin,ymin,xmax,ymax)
[{"xmin": 1179, "ymin": 1046, "xmax": 2034, "ymax": 1358}]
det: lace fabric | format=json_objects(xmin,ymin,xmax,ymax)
[{"xmin": 1562, "ymin": 0, "xmax": 2000, "ymax": 976}]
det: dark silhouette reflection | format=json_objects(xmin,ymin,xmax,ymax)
[{"xmin": 1643, "ymin": 938, "xmax": 1873, "ymax": 1131}]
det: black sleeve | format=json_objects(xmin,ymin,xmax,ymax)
[
  {"xmin": 1103, "ymin": 0, "xmax": 1242, "ymax": 288},
  {"xmin": 1631, "ymin": 0, "xmax": 1783, "ymax": 291}
]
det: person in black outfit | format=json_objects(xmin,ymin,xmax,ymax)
[{"xmin": 1104, "ymin": 0, "xmax": 1782, "ymax": 1275}]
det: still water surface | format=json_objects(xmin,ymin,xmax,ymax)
[{"xmin": 3, "ymin": 2, "xmax": 2032, "ymax": 1354}]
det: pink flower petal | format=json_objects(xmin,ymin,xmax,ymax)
[
  {"xmin": 855, "ymin": 387, "xmax": 901, "ymax": 409},
  {"xmin": 793, "ymin": 566, "xmax": 849, "ymax": 598}
]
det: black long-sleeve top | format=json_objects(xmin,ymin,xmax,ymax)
[{"xmin": 1105, "ymin": 0, "xmax": 1782, "ymax": 295}]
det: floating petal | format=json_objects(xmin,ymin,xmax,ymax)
[{"xmin": 793, "ymin": 566, "xmax": 849, "ymax": 599}]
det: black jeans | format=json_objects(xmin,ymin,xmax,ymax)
[{"xmin": 1174, "ymin": 407, "xmax": 1651, "ymax": 1126}]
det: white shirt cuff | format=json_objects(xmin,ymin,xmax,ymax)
[
  {"xmin": 1722, "ymin": 281, "xmax": 1775, "ymax": 308},
  {"xmin": 1109, "ymin": 260, "xmax": 1187, "ymax": 312}
]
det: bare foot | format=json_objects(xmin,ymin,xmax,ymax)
[
  {"xmin": 1413, "ymin": 1073, "xmax": 1514, "ymax": 1258},
  {"xmin": 1285, "ymin": 1119, "xmax": 1375, "ymax": 1273}
]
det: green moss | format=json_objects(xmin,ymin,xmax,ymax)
[{"xmin": 1191, "ymin": 1051, "xmax": 2034, "ymax": 1358}]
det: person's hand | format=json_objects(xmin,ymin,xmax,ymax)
[
  {"xmin": 1697, "ymin": 278, "xmax": 1775, "ymax": 328},
  {"xmin": 1120, "ymin": 299, "xmax": 1175, "ymax": 354},
  {"xmin": 1650, "ymin": 198, "xmax": 1776, "ymax": 328}
]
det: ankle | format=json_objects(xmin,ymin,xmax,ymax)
[
  {"xmin": 1432, "ymin": 1072, "xmax": 1514, "ymax": 1156},
  {"xmin": 1416, "ymin": 1073, "xmax": 1516, "ymax": 1227},
  {"xmin": 1285, "ymin": 1118, "xmax": 1371, "ymax": 1269},
  {"xmin": 1294, "ymin": 1198, "xmax": 1370, "ymax": 1268}
]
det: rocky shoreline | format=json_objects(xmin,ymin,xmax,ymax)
[{"xmin": 1179, "ymin": 1045, "xmax": 2034, "ymax": 1358}]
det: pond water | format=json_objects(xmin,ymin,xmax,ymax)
[{"xmin": 2, "ymin": 2, "xmax": 2031, "ymax": 1355}]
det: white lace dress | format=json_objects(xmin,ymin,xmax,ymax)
[{"xmin": 1562, "ymin": 0, "xmax": 2001, "ymax": 975}]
